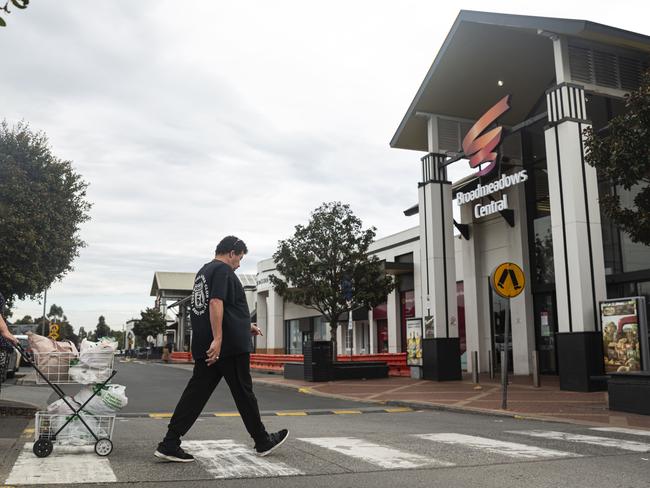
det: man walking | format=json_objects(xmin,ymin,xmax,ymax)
[{"xmin": 155, "ymin": 236, "xmax": 289, "ymax": 462}]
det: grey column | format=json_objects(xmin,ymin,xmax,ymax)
[
  {"xmin": 418, "ymin": 153, "xmax": 458, "ymax": 339},
  {"xmin": 544, "ymin": 83, "xmax": 606, "ymax": 333}
]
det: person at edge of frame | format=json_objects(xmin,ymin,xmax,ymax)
[
  {"xmin": 0, "ymin": 292, "xmax": 19, "ymax": 390},
  {"xmin": 154, "ymin": 236, "xmax": 289, "ymax": 462}
]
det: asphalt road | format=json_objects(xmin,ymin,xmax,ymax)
[
  {"xmin": 49, "ymin": 359, "xmax": 376, "ymax": 415},
  {"xmin": 2, "ymin": 407, "xmax": 649, "ymax": 487}
]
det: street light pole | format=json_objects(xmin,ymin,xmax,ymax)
[{"xmin": 41, "ymin": 288, "xmax": 47, "ymax": 336}]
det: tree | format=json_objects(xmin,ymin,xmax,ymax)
[
  {"xmin": 95, "ymin": 316, "xmax": 111, "ymax": 339},
  {"xmin": 46, "ymin": 304, "xmax": 78, "ymax": 344},
  {"xmin": 49, "ymin": 304, "xmax": 64, "ymax": 320},
  {"xmin": 133, "ymin": 308, "xmax": 166, "ymax": 343},
  {"xmin": 14, "ymin": 315, "xmax": 33, "ymax": 324},
  {"xmin": 78, "ymin": 326, "xmax": 87, "ymax": 341},
  {"xmin": 584, "ymin": 70, "xmax": 650, "ymax": 245},
  {"xmin": 0, "ymin": 121, "xmax": 91, "ymax": 310},
  {"xmin": 270, "ymin": 202, "xmax": 395, "ymax": 359},
  {"xmin": 0, "ymin": 0, "xmax": 29, "ymax": 28}
]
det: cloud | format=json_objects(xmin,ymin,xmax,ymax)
[{"xmin": 5, "ymin": 0, "xmax": 648, "ymax": 328}]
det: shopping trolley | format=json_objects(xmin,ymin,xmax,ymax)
[{"xmin": 14, "ymin": 342, "xmax": 117, "ymax": 457}]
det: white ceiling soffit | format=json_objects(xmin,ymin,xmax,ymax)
[{"xmin": 391, "ymin": 10, "xmax": 650, "ymax": 152}]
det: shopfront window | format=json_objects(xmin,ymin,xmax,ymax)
[
  {"xmin": 619, "ymin": 185, "xmax": 650, "ymax": 273},
  {"xmin": 285, "ymin": 320, "xmax": 301, "ymax": 354},
  {"xmin": 373, "ymin": 302, "xmax": 388, "ymax": 353},
  {"xmin": 457, "ymin": 282, "xmax": 467, "ymax": 370},
  {"xmin": 312, "ymin": 316, "xmax": 329, "ymax": 341},
  {"xmin": 534, "ymin": 293, "xmax": 558, "ymax": 374},
  {"xmin": 400, "ymin": 290, "xmax": 415, "ymax": 353},
  {"xmin": 523, "ymin": 118, "xmax": 554, "ymax": 286},
  {"xmin": 490, "ymin": 283, "xmax": 513, "ymax": 373}
]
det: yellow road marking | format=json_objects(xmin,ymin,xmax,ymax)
[
  {"xmin": 332, "ymin": 410, "xmax": 362, "ymax": 415},
  {"xmin": 214, "ymin": 412, "xmax": 241, "ymax": 417},
  {"xmin": 298, "ymin": 387, "xmax": 313, "ymax": 394},
  {"xmin": 22, "ymin": 428, "xmax": 35, "ymax": 434},
  {"xmin": 384, "ymin": 407, "xmax": 413, "ymax": 413},
  {"xmin": 276, "ymin": 411, "xmax": 308, "ymax": 416},
  {"xmin": 149, "ymin": 413, "xmax": 173, "ymax": 419}
]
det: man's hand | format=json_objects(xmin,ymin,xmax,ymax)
[
  {"xmin": 251, "ymin": 324, "xmax": 263, "ymax": 336},
  {"xmin": 0, "ymin": 329, "xmax": 17, "ymax": 345},
  {"xmin": 206, "ymin": 338, "xmax": 222, "ymax": 366}
]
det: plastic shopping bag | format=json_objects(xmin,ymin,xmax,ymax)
[
  {"xmin": 74, "ymin": 384, "xmax": 128, "ymax": 414},
  {"xmin": 78, "ymin": 338, "xmax": 117, "ymax": 369}
]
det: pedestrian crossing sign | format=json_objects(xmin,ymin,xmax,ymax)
[{"xmin": 491, "ymin": 262, "xmax": 525, "ymax": 299}]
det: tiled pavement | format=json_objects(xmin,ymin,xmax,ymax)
[{"xmin": 252, "ymin": 372, "xmax": 650, "ymax": 430}]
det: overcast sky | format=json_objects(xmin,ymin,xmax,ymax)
[{"xmin": 4, "ymin": 0, "xmax": 648, "ymax": 331}]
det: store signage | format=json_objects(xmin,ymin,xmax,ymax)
[
  {"xmin": 456, "ymin": 169, "xmax": 528, "ymax": 218},
  {"xmin": 600, "ymin": 297, "xmax": 648, "ymax": 373},
  {"xmin": 406, "ymin": 318, "xmax": 423, "ymax": 366},
  {"xmin": 456, "ymin": 94, "xmax": 523, "ymax": 221},
  {"xmin": 462, "ymin": 95, "xmax": 511, "ymax": 177}
]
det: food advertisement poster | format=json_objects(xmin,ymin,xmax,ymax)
[
  {"xmin": 601, "ymin": 299, "xmax": 642, "ymax": 373},
  {"xmin": 406, "ymin": 318, "xmax": 423, "ymax": 366}
]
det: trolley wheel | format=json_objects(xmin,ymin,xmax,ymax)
[
  {"xmin": 33, "ymin": 439, "xmax": 53, "ymax": 458},
  {"xmin": 95, "ymin": 438, "xmax": 113, "ymax": 456}
]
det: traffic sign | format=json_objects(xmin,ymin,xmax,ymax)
[
  {"xmin": 491, "ymin": 262, "xmax": 525, "ymax": 299},
  {"xmin": 49, "ymin": 323, "xmax": 60, "ymax": 340}
]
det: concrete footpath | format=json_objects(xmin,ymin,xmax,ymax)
[{"xmin": 252, "ymin": 372, "xmax": 650, "ymax": 430}]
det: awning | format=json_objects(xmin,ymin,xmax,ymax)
[{"xmin": 391, "ymin": 10, "xmax": 650, "ymax": 152}]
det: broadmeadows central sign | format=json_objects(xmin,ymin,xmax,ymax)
[
  {"xmin": 457, "ymin": 94, "xmax": 527, "ymax": 219},
  {"xmin": 456, "ymin": 169, "xmax": 528, "ymax": 218}
]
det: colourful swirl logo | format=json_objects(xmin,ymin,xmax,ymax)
[{"xmin": 462, "ymin": 95, "xmax": 511, "ymax": 176}]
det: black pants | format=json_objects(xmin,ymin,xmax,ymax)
[{"xmin": 162, "ymin": 353, "xmax": 268, "ymax": 447}]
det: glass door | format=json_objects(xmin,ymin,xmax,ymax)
[
  {"xmin": 490, "ymin": 286, "xmax": 513, "ymax": 373},
  {"xmin": 534, "ymin": 293, "xmax": 558, "ymax": 374},
  {"xmin": 376, "ymin": 320, "xmax": 388, "ymax": 353}
]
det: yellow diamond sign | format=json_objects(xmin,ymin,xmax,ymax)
[{"xmin": 491, "ymin": 262, "xmax": 525, "ymax": 299}]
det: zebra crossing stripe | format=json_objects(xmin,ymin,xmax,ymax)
[
  {"xmin": 591, "ymin": 427, "xmax": 650, "ymax": 437},
  {"xmin": 508, "ymin": 430, "xmax": 650, "ymax": 452},
  {"xmin": 415, "ymin": 433, "xmax": 578, "ymax": 459},
  {"xmin": 5, "ymin": 444, "xmax": 117, "ymax": 485},
  {"xmin": 298, "ymin": 437, "xmax": 454, "ymax": 469},
  {"xmin": 182, "ymin": 440, "xmax": 302, "ymax": 479}
]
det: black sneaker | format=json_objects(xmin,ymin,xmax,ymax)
[
  {"xmin": 255, "ymin": 429, "xmax": 290, "ymax": 457},
  {"xmin": 154, "ymin": 444, "xmax": 195, "ymax": 463}
]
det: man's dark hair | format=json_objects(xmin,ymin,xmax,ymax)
[{"xmin": 215, "ymin": 236, "xmax": 248, "ymax": 255}]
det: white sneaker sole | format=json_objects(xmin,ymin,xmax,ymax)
[
  {"xmin": 154, "ymin": 450, "xmax": 195, "ymax": 463},
  {"xmin": 256, "ymin": 430, "xmax": 290, "ymax": 457}
]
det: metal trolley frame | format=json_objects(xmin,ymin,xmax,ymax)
[{"xmin": 14, "ymin": 342, "xmax": 117, "ymax": 457}]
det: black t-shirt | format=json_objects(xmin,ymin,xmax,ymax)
[{"xmin": 190, "ymin": 260, "xmax": 252, "ymax": 360}]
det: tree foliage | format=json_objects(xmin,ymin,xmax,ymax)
[
  {"xmin": 584, "ymin": 70, "xmax": 650, "ymax": 245},
  {"xmin": 133, "ymin": 308, "xmax": 166, "ymax": 342},
  {"xmin": 47, "ymin": 303, "xmax": 78, "ymax": 344},
  {"xmin": 0, "ymin": 0, "xmax": 29, "ymax": 28},
  {"xmin": 270, "ymin": 202, "xmax": 395, "ymax": 357},
  {"xmin": 0, "ymin": 121, "xmax": 91, "ymax": 308},
  {"xmin": 95, "ymin": 315, "xmax": 111, "ymax": 339}
]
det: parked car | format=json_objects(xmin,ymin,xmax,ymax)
[{"xmin": 0, "ymin": 344, "xmax": 19, "ymax": 382}]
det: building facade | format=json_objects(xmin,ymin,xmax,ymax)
[{"xmin": 254, "ymin": 11, "xmax": 650, "ymax": 391}]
